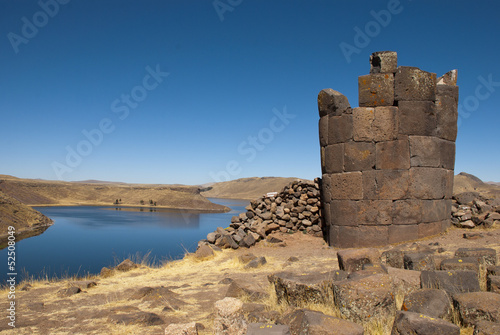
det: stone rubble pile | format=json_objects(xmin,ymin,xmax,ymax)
[
  {"xmin": 201, "ymin": 179, "xmax": 323, "ymax": 250},
  {"xmin": 451, "ymin": 192, "xmax": 500, "ymax": 229}
]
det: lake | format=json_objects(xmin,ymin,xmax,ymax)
[{"xmin": 0, "ymin": 198, "xmax": 248, "ymax": 285}]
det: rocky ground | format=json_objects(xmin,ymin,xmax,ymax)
[{"xmin": 1, "ymin": 224, "xmax": 499, "ymax": 335}]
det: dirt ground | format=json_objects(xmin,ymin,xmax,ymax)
[{"xmin": 1, "ymin": 225, "xmax": 499, "ymax": 335}]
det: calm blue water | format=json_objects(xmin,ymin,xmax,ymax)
[{"xmin": 0, "ymin": 198, "xmax": 248, "ymax": 284}]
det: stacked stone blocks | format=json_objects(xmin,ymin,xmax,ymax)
[{"xmin": 319, "ymin": 51, "xmax": 458, "ymax": 248}]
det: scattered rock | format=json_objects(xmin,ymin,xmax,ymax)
[
  {"xmin": 194, "ymin": 244, "xmax": 215, "ymax": 259},
  {"xmin": 115, "ymin": 259, "xmax": 138, "ymax": 272},
  {"xmin": 280, "ymin": 309, "xmax": 363, "ymax": 335},
  {"xmin": 71, "ymin": 281, "xmax": 97, "ymax": 289},
  {"xmin": 455, "ymin": 248, "xmax": 497, "ymax": 266},
  {"xmin": 100, "ymin": 267, "xmax": 114, "ymax": 278},
  {"xmin": 225, "ymin": 281, "xmax": 267, "ymax": 300},
  {"xmin": 453, "ymin": 292, "xmax": 500, "ymax": 326},
  {"xmin": 402, "ymin": 289, "xmax": 453, "ymax": 321},
  {"xmin": 57, "ymin": 286, "xmax": 81, "ymax": 297},
  {"xmin": 164, "ymin": 322, "xmax": 198, "ymax": 335},
  {"xmin": 238, "ymin": 253, "xmax": 257, "ymax": 264},
  {"xmin": 421, "ymin": 270, "xmax": 480, "ymax": 294},
  {"xmin": 473, "ymin": 320, "xmax": 500, "ymax": 335},
  {"xmin": 487, "ymin": 275, "xmax": 500, "ymax": 293},
  {"xmin": 287, "ymin": 256, "xmax": 299, "ymax": 262},
  {"xmin": 391, "ymin": 311, "xmax": 460, "ymax": 335},
  {"xmin": 247, "ymin": 323, "xmax": 290, "ymax": 335},
  {"xmin": 337, "ymin": 248, "xmax": 381, "ymax": 272},
  {"xmin": 404, "ymin": 252, "xmax": 436, "ymax": 271},
  {"xmin": 108, "ymin": 311, "xmax": 163, "ymax": 326},
  {"xmin": 333, "ymin": 273, "xmax": 395, "ymax": 323},
  {"xmin": 382, "ymin": 250, "xmax": 404, "ymax": 268},
  {"xmin": 245, "ymin": 256, "xmax": 267, "ymax": 269},
  {"xmin": 213, "ymin": 297, "xmax": 247, "ymax": 335}
]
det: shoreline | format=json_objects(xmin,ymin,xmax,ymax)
[{"xmin": 29, "ymin": 202, "xmax": 232, "ymax": 213}]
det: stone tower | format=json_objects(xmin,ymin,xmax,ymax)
[{"xmin": 318, "ymin": 51, "xmax": 458, "ymax": 248}]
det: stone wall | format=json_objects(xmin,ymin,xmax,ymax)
[{"xmin": 319, "ymin": 51, "xmax": 458, "ymax": 248}]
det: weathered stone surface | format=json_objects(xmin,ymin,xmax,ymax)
[
  {"xmin": 440, "ymin": 257, "xmax": 481, "ymax": 274},
  {"xmin": 398, "ymin": 101, "xmax": 436, "ymax": 136},
  {"xmin": 409, "ymin": 136, "xmax": 441, "ymax": 167},
  {"xmin": 382, "ymin": 250, "xmax": 404, "ymax": 268},
  {"xmin": 473, "ymin": 320, "xmax": 500, "ymax": 335},
  {"xmin": 164, "ymin": 322, "xmax": 198, "ymax": 335},
  {"xmin": 344, "ymin": 141, "xmax": 375, "ymax": 171},
  {"xmin": 337, "ymin": 248, "xmax": 381, "ymax": 272},
  {"xmin": 116, "ymin": 259, "xmax": 138, "ymax": 272},
  {"xmin": 437, "ymin": 70, "xmax": 458, "ymax": 86},
  {"xmin": 318, "ymin": 115, "xmax": 328, "ymax": 147},
  {"xmin": 408, "ymin": 167, "xmax": 449, "ymax": 199},
  {"xmin": 404, "ymin": 252, "xmax": 436, "ymax": 271},
  {"xmin": 421, "ymin": 199, "xmax": 450, "ymax": 223},
  {"xmin": 226, "ymin": 281, "xmax": 267, "ymax": 300},
  {"xmin": 352, "ymin": 106, "xmax": 398, "ymax": 141},
  {"xmin": 213, "ymin": 297, "xmax": 247, "ymax": 335},
  {"xmin": 421, "ymin": 270, "xmax": 480, "ymax": 294},
  {"xmin": 246, "ymin": 323, "xmax": 290, "ymax": 335},
  {"xmin": 100, "ymin": 266, "xmax": 113, "ymax": 278},
  {"xmin": 403, "ymin": 289, "xmax": 453, "ymax": 321},
  {"xmin": 329, "ymin": 200, "xmax": 359, "ymax": 226},
  {"xmin": 328, "ymin": 114, "xmax": 353, "ymax": 144},
  {"xmin": 487, "ymin": 275, "xmax": 500, "ymax": 293},
  {"xmin": 57, "ymin": 286, "xmax": 81, "ymax": 297},
  {"xmin": 370, "ymin": 51, "xmax": 397, "ymax": 74},
  {"xmin": 389, "ymin": 224, "xmax": 419, "ymax": 244},
  {"xmin": 439, "ymin": 139, "xmax": 456, "ymax": 169},
  {"xmin": 418, "ymin": 220, "xmax": 447, "ymax": 239},
  {"xmin": 363, "ymin": 170, "xmax": 409, "ymax": 200},
  {"xmin": 206, "ymin": 232, "xmax": 217, "ymax": 243},
  {"xmin": 324, "ymin": 143, "xmax": 344, "ymax": 174},
  {"xmin": 357, "ymin": 225, "xmax": 389, "ymax": 247},
  {"xmin": 318, "ymin": 88, "xmax": 350, "ymax": 117},
  {"xmin": 280, "ymin": 309, "xmax": 363, "ymax": 335},
  {"xmin": 357, "ymin": 200, "xmax": 392, "ymax": 226},
  {"xmin": 329, "ymin": 172, "xmax": 363, "ymax": 200},
  {"xmin": 395, "ymin": 66, "xmax": 437, "ymax": 101},
  {"xmin": 453, "ymin": 192, "xmax": 481, "ymax": 205},
  {"xmin": 216, "ymin": 234, "xmax": 239, "ymax": 249},
  {"xmin": 386, "ymin": 267, "xmax": 421, "ymax": 295},
  {"xmin": 453, "ymin": 292, "xmax": 500, "ymax": 326},
  {"xmin": 392, "ymin": 199, "xmax": 421, "ymax": 225},
  {"xmin": 240, "ymin": 233, "xmax": 257, "ymax": 248},
  {"xmin": 358, "ymin": 73, "xmax": 394, "ymax": 107},
  {"xmin": 455, "ymin": 248, "xmax": 497, "ymax": 266},
  {"xmin": 376, "ymin": 138, "xmax": 410, "ymax": 170},
  {"xmin": 268, "ymin": 271, "xmax": 347, "ymax": 306},
  {"xmin": 391, "ymin": 311, "xmax": 460, "ymax": 335},
  {"xmin": 435, "ymin": 85, "xmax": 459, "ymax": 141},
  {"xmin": 333, "ymin": 274, "xmax": 395, "ymax": 323},
  {"xmin": 245, "ymin": 256, "xmax": 267, "ymax": 269},
  {"xmin": 108, "ymin": 311, "xmax": 164, "ymax": 326}
]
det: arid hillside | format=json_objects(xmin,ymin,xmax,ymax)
[
  {"xmin": 0, "ymin": 175, "xmax": 228, "ymax": 212},
  {"xmin": 201, "ymin": 177, "xmax": 303, "ymax": 200},
  {"xmin": 453, "ymin": 172, "xmax": 500, "ymax": 199},
  {"xmin": 0, "ymin": 190, "xmax": 53, "ymax": 248}
]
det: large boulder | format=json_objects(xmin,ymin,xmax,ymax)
[
  {"xmin": 402, "ymin": 289, "xmax": 453, "ymax": 321},
  {"xmin": 421, "ymin": 270, "xmax": 480, "ymax": 294},
  {"xmin": 473, "ymin": 320, "xmax": 500, "ymax": 335},
  {"xmin": 333, "ymin": 273, "xmax": 395, "ymax": 323},
  {"xmin": 213, "ymin": 297, "xmax": 247, "ymax": 335},
  {"xmin": 453, "ymin": 292, "xmax": 500, "ymax": 326},
  {"xmin": 164, "ymin": 322, "xmax": 198, "ymax": 335},
  {"xmin": 337, "ymin": 248, "xmax": 381, "ymax": 272}
]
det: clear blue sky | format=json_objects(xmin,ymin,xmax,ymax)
[{"xmin": 1, "ymin": 0, "xmax": 499, "ymax": 185}]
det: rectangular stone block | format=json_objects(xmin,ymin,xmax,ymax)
[
  {"xmin": 398, "ymin": 101, "xmax": 436, "ymax": 136},
  {"xmin": 435, "ymin": 91, "xmax": 458, "ymax": 141},
  {"xmin": 319, "ymin": 115, "xmax": 328, "ymax": 147},
  {"xmin": 352, "ymin": 107, "xmax": 374, "ymax": 141},
  {"xmin": 358, "ymin": 73, "xmax": 394, "ymax": 107},
  {"xmin": 421, "ymin": 199, "xmax": 449, "ymax": 223},
  {"xmin": 318, "ymin": 89, "xmax": 351, "ymax": 117},
  {"xmin": 373, "ymin": 107, "xmax": 398, "ymax": 141},
  {"xmin": 389, "ymin": 224, "xmax": 419, "ymax": 244},
  {"xmin": 376, "ymin": 138, "xmax": 410, "ymax": 170},
  {"xmin": 445, "ymin": 169, "xmax": 454, "ymax": 199},
  {"xmin": 418, "ymin": 221, "xmax": 446, "ymax": 239},
  {"xmin": 363, "ymin": 170, "xmax": 409, "ymax": 200},
  {"xmin": 395, "ymin": 66, "xmax": 436, "ymax": 101},
  {"xmin": 408, "ymin": 167, "xmax": 449, "ymax": 199},
  {"xmin": 344, "ymin": 142, "xmax": 375, "ymax": 172},
  {"xmin": 357, "ymin": 225, "xmax": 389, "ymax": 247},
  {"xmin": 321, "ymin": 174, "xmax": 332, "ymax": 203},
  {"xmin": 409, "ymin": 136, "xmax": 441, "ymax": 167},
  {"xmin": 328, "ymin": 114, "xmax": 353, "ymax": 144},
  {"xmin": 370, "ymin": 51, "xmax": 397, "ymax": 74},
  {"xmin": 329, "ymin": 225, "xmax": 359, "ymax": 248},
  {"xmin": 330, "ymin": 200, "xmax": 359, "ymax": 226},
  {"xmin": 330, "ymin": 172, "xmax": 363, "ymax": 200},
  {"xmin": 357, "ymin": 200, "xmax": 392, "ymax": 226},
  {"xmin": 392, "ymin": 199, "xmax": 422, "ymax": 225},
  {"xmin": 439, "ymin": 139, "xmax": 455, "ymax": 170},
  {"xmin": 324, "ymin": 144, "xmax": 344, "ymax": 174}
]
